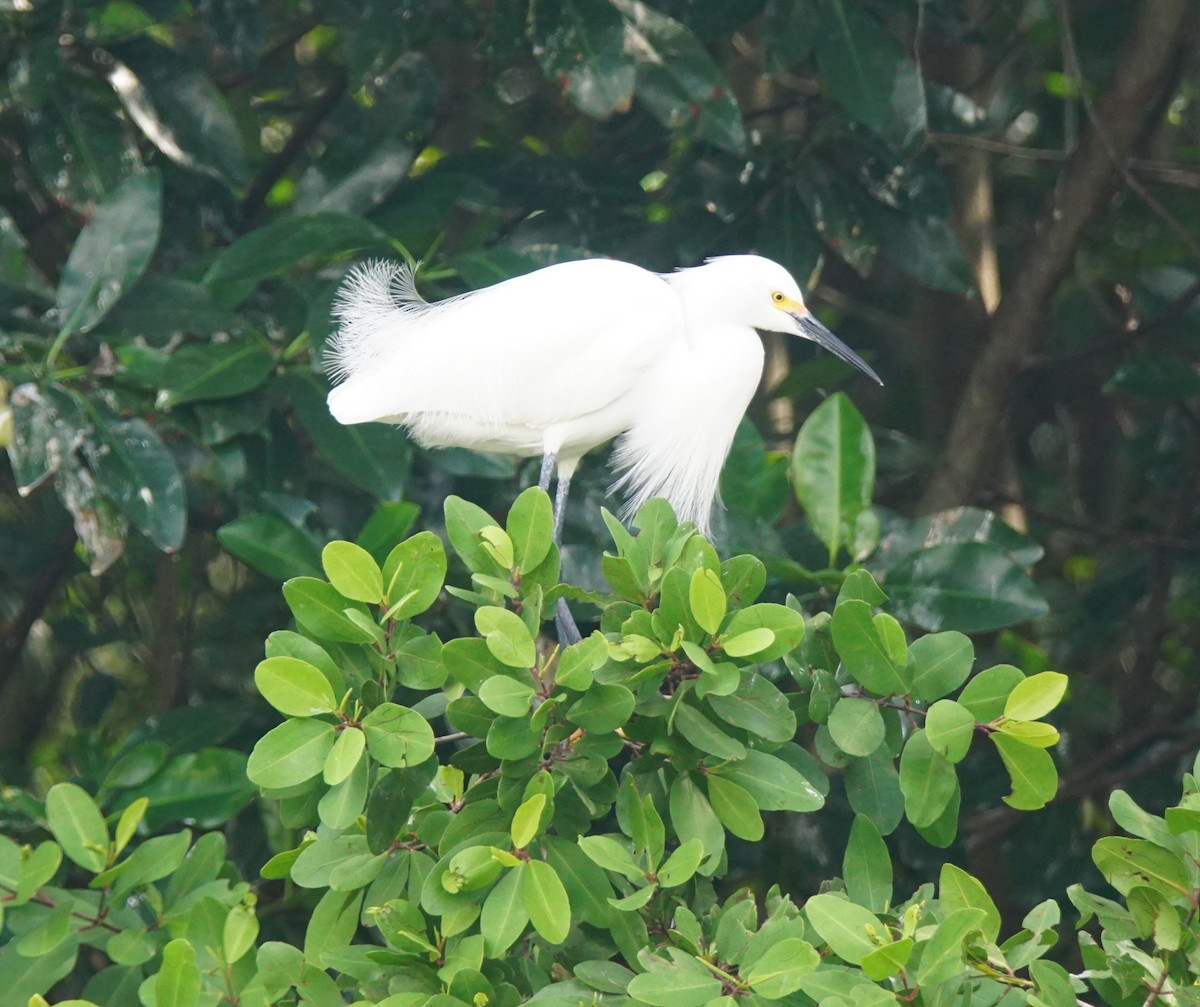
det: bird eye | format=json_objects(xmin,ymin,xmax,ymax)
[{"xmin": 772, "ymin": 291, "xmax": 785, "ymax": 303}]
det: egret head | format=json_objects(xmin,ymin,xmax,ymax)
[{"xmin": 700, "ymin": 255, "xmax": 883, "ymax": 386}]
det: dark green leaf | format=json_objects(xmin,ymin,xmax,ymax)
[
  {"xmin": 794, "ymin": 392, "xmax": 875, "ymax": 559},
  {"xmin": 87, "ymin": 416, "xmax": 186, "ymax": 551},
  {"xmin": 218, "ymin": 513, "xmax": 323, "ymax": 581},
  {"xmin": 613, "ymin": 0, "xmax": 746, "ymax": 153},
  {"xmin": 55, "ymin": 171, "xmax": 161, "ymax": 337},
  {"xmin": 884, "ymin": 543, "xmax": 1048, "ymax": 633},
  {"xmin": 158, "ymin": 337, "xmax": 275, "ymax": 409},
  {"xmin": 530, "ymin": 0, "xmax": 636, "ymax": 119}
]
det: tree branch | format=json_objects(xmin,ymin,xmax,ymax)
[{"xmin": 919, "ymin": 0, "xmax": 1196, "ymax": 512}]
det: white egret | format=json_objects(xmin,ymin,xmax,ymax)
[{"xmin": 325, "ymin": 254, "xmax": 880, "ymax": 638}]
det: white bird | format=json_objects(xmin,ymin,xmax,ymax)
[{"xmin": 325, "ymin": 255, "xmax": 879, "ymax": 637}]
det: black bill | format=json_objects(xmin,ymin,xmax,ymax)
[{"xmin": 792, "ymin": 311, "xmax": 883, "ymax": 386}]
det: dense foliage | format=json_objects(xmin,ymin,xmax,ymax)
[{"xmin": 1, "ymin": 0, "xmax": 1198, "ymax": 1004}]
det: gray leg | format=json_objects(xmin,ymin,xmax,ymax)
[
  {"xmin": 553, "ymin": 469, "xmax": 571, "ymax": 543},
  {"xmin": 549, "ymin": 468, "xmax": 582, "ymax": 644},
  {"xmin": 538, "ymin": 452, "xmax": 555, "ymax": 494}
]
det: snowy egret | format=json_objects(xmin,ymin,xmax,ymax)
[{"xmin": 326, "ymin": 255, "xmax": 879, "ymax": 639}]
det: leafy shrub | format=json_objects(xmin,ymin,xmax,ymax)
[{"xmin": 0, "ymin": 463, "xmax": 1086, "ymax": 1005}]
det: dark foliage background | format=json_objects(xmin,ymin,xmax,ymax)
[{"xmin": 1, "ymin": 0, "xmax": 1198, "ymax": 944}]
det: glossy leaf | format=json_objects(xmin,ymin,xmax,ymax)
[
  {"xmin": 843, "ymin": 814, "xmax": 891, "ymax": 913},
  {"xmin": 55, "ymin": 171, "xmax": 161, "ymax": 337},
  {"xmin": 613, "ymin": 0, "xmax": 746, "ymax": 153},
  {"xmin": 45, "ymin": 783, "xmax": 109, "ymax": 872},
  {"xmin": 531, "ymin": 0, "xmax": 635, "ymax": 119},
  {"xmin": 884, "ymin": 542, "xmax": 1048, "ymax": 633},
  {"xmin": 255, "ymin": 656, "xmax": 339, "ymax": 718},
  {"xmin": 794, "ymin": 393, "xmax": 875, "ymax": 559}
]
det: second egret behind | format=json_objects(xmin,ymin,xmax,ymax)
[{"xmin": 326, "ymin": 254, "xmax": 880, "ymax": 544}]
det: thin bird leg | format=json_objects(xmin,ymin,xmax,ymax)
[
  {"xmin": 553, "ymin": 469, "xmax": 571, "ymax": 544},
  {"xmin": 551, "ymin": 469, "xmax": 582, "ymax": 645},
  {"xmin": 537, "ymin": 452, "xmax": 555, "ymax": 494}
]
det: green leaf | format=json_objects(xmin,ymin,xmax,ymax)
[
  {"xmin": 843, "ymin": 815, "xmax": 891, "ymax": 913},
  {"xmin": 45, "ymin": 783, "xmax": 109, "ymax": 872},
  {"xmin": 881, "ymin": 507, "xmax": 1044, "ymax": 567},
  {"xmin": 708, "ymin": 674, "xmax": 796, "ymax": 743},
  {"xmin": 567, "ymin": 683, "xmax": 635, "ymax": 733},
  {"xmin": 706, "ymin": 776, "xmax": 764, "ymax": 842},
  {"xmin": 481, "ymin": 864, "xmax": 528, "ymax": 955},
  {"xmin": 357, "ymin": 501, "xmax": 420, "ymax": 563},
  {"xmin": 578, "ymin": 835, "xmax": 643, "ymax": 882},
  {"xmin": 511, "ymin": 793, "xmax": 546, "ymax": 849},
  {"xmin": 898, "ymin": 730, "xmax": 957, "ymax": 827},
  {"xmin": 673, "ymin": 703, "xmax": 746, "ymax": 761},
  {"xmin": 507, "ymin": 487, "xmax": 555, "ymax": 574},
  {"xmin": 959, "ymin": 664, "xmax": 1025, "ymax": 721},
  {"xmin": 793, "ymin": 393, "xmax": 874, "ymax": 559},
  {"xmin": 813, "ymin": 1, "xmax": 925, "ymax": 146},
  {"xmin": 924, "ymin": 700, "xmax": 975, "ymax": 763},
  {"xmin": 827, "ymin": 698, "xmax": 885, "ymax": 757},
  {"xmin": 831, "ymin": 600, "xmax": 907, "ymax": 695},
  {"xmin": 543, "ymin": 835, "xmax": 615, "ymax": 927},
  {"xmin": 362, "ymin": 703, "xmax": 436, "ymax": 768},
  {"xmin": 247, "ymin": 717, "xmax": 336, "ymax": 788},
  {"xmin": 113, "ymin": 39, "xmax": 247, "ymax": 181},
  {"xmin": 916, "ymin": 908, "xmax": 987, "ymax": 987},
  {"xmin": 324, "ymin": 726, "xmax": 366, "ymax": 785},
  {"xmin": 218, "ymin": 513, "xmax": 323, "ymax": 581},
  {"xmin": 16, "ymin": 902, "xmax": 72, "ymax": 957},
  {"xmin": 54, "ymin": 171, "xmax": 161, "ymax": 339},
  {"xmin": 689, "ymin": 567, "xmax": 727, "ymax": 635},
  {"xmin": 658, "ymin": 838, "xmax": 704, "ymax": 887},
  {"xmin": 997, "ymin": 720, "xmax": 1060, "ymax": 748},
  {"xmin": 1003, "ymin": 672, "xmax": 1068, "ymax": 722},
  {"xmin": 745, "ymin": 937, "xmax": 821, "ymax": 998},
  {"xmin": 723, "ymin": 604, "xmax": 805, "ymax": 661},
  {"xmin": 992, "ymin": 733, "xmax": 1057, "ymax": 811},
  {"xmin": 382, "ymin": 531, "xmax": 447, "ymax": 619},
  {"xmin": 555, "ymin": 631, "xmax": 608, "ymax": 691},
  {"xmin": 321, "ymin": 540, "xmax": 384, "ymax": 604},
  {"xmin": 478, "ymin": 676, "xmax": 535, "ymax": 718},
  {"xmin": 939, "ymin": 864, "xmax": 1001, "ymax": 943},
  {"xmin": 627, "ymin": 961, "xmax": 721, "ymax": 1007},
  {"xmin": 475, "ymin": 606, "xmax": 536, "ymax": 668},
  {"xmin": 155, "ymin": 938, "xmax": 201, "ymax": 1007},
  {"xmin": 530, "ymin": 0, "xmax": 635, "ymax": 118},
  {"xmin": 157, "ymin": 337, "xmax": 275, "ymax": 409},
  {"xmin": 908, "ymin": 631, "xmax": 974, "ymax": 702},
  {"xmin": 804, "ymin": 893, "xmax": 881, "ymax": 964},
  {"xmin": 860, "ymin": 938, "xmax": 913, "ymax": 981},
  {"xmin": 1092, "ymin": 837, "xmax": 1190, "ymax": 898},
  {"xmin": 87, "ymin": 416, "xmax": 186, "ymax": 552},
  {"xmin": 255, "ymin": 656, "xmax": 339, "ymax": 718},
  {"xmin": 204, "ymin": 212, "xmax": 390, "ymax": 307},
  {"xmin": 282, "ymin": 577, "xmax": 374, "ymax": 643},
  {"xmin": 222, "ymin": 903, "xmax": 259, "ymax": 964},
  {"xmin": 712, "ymin": 749, "xmax": 824, "ymax": 812},
  {"xmin": 522, "ymin": 858, "xmax": 570, "ymax": 944},
  {"xmin": 613, "ymin": 0, "xmax": 745, "ymax": 153},
  {"xmin": 722, "ymin": 627, "xmax": 775, "ymax": 657},
  {"xmin": 884, "ymin": 543, "xmax": 1048, "ymax": 633}
]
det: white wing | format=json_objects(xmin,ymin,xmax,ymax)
[{"xmin": 326, "ymin": 259, "xmax": 683, "ymax": 434}]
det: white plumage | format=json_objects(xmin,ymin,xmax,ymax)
[{"xmin": 326, "ymin": 254, "xmax": 879, "ymax": 536}]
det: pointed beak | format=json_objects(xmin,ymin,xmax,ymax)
[{"xmin": 789, "ymin": 311, "xmax": 883, "ymax": 386}]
